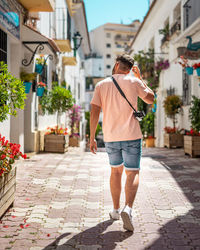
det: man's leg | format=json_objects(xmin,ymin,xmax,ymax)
[
  {"xmin": 110, "ymin": 165, "xmax": 123, "ymax": 209},
  {"xmin": 125, "ymin": 170, "xmax": 139, "ymax": 208}
]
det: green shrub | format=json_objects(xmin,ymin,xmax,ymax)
[
  {"xmin": 189, "ymin": 96, "xmax": 200, "ymax": 132},
  {"xmin": 142, "ymin": 112, "xmax": 155, "ymax": 137},
  {"xmin": 0, "ymin": 62, "xmax": 26, "ymax": 122}
]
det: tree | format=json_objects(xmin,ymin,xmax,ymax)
[
  {"xmin": 163, "ymin": 95, "xmax": 183, "ymax": 129},
  {"xmin": 39, "ymin": 86, "xmax": 74, "ymax": 126}
]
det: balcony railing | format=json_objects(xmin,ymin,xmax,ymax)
[{"xmin": 170, "ymin": 20, "xmax": 181, "ymax": 36}]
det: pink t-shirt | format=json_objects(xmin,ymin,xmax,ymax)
[{"xmin": 91, "ymin": 74, "xmax": 150, "ymax": 142}]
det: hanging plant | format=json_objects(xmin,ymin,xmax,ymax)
[
  {"xmin": 0, "ymin": 62, "xmax": 26, "ymax": 122},
  {"xmin": 155, "ymin": 59, "xmax": 170, "ymax": 74}
]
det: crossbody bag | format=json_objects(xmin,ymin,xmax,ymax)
[{"xmin": 111, "ymin": 76, "xmax": 145, "ymax": 122}]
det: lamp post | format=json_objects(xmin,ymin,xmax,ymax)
[{"xmin": 72, "ymin": 31, "xmax": 83, "ymax": 57}]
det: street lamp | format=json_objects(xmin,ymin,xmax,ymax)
[{"xmin": 72, "ymin": 31, "xmax": 83, "ymax": 57}]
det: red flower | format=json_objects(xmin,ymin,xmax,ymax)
[
  {"xmin": 37, "ymin": 82, "xmax": 46, "ymax": 87},
  {"xmin": 9, "ymin": 155, "xmax": 14, "ymax": 159},
  {"xmin": 23, "ymin": 154, "xmax": 27, "ymax": 159},
  {"xmin": 1, "ymin": 154, "xmax": 6, "ymax": 160}
]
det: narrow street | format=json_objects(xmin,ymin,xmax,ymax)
[{"xmin": 0, "ymin": 147, "xmax": 200, "ymax": 250}]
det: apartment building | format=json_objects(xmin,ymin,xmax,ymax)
[{"xmin": 90, "ymin": 20, "xmax": 141, "ymax": 77}]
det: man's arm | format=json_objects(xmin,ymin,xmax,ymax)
[
  {"xmin": 90, "ymin": 104, "xmax": 101, "ymax": 154},
  {"xmin": 140, "ymin": 79, "xmax": 154, "ymax": 104},
  {"xmin": 132, "ymin": 65, "xmax": 154, "ymax": 104}
]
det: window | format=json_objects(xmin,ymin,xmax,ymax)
[
  {"xmin": 55, "ymin": 7, "xmax": 71, "ymax": 40},
  {"xmin": 78, "ymin": 83, "xmax": 80, "ymax": 100},
  {"xmin": 106, "ymin": 33, "xmax": 111, "ymax": 38},
  {"xmin": 106, "ymin": 54, "xmax": 111, "ymax": 58},
  {"xmin": 106, "ymin": 43, "xmax": 111, "ymax": 48},
  {"xmin": 116, "ymin": 43, "xmax": 122, "ymax": 48},
  {"xmin": 67, "ymin": 10, "xmax": 71, "ymax": 40},
  {"xmin": 106, "ymin": 65, "xmax": 111, "ymax": 69},
  {"xmin": 183, "ymin": 0, "xmax": 200, "ymax": 30},
  {"xmin": 182, "ymin": 69, "xmax": 191, "ymax": 105},
  {"xmin": 0, "ymin": 29, "xmax": 7, "ymax": 63}
]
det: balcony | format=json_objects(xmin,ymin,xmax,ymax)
[
  {"xmin": 62, "ymin": 56, "xmax": 77, "ymax": 66},
  {"xmin": 66, "ymin": 0, "xmax": 82, "ymax": 16},
  {"xmin": 115, "ymin": 36, "xmax": 130, "ymax": 42},
  {"xmin": 18, "ymin": 0, "xmax": 55, "ymax": 12},
  {"xmin": 170, "ymin": 20, "xmax": 181, "ymax": 36},
  {"xmin": 54, "ymin": 40, "xmax": 71, "ymax": 53}
]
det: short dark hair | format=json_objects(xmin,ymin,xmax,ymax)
[{"xmin": 116, "ymin": 54, "xmax": 134, "ymax": 71}]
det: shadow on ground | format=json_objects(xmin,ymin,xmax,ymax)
[
  {"xmin": 43, "ymin": 219, "xmax": 133, "ymax": 250},
  {"xmin": 144, "ymin": 148, "xmax": 200, "ymax": 249}
]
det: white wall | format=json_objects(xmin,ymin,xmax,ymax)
[
  {"xmin": 130, "ymin": 0, "xmax": 200, "ymax": 147},
  {"xmin": 85, "ymin": 57, "xmax": 104, "ymax": 77}
]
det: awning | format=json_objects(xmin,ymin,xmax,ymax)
[
  {"xmin": 21, "ymin": 25, "xmax": 60, "ymax": 66},
  {"xmin": 62, "ymin": 56, "xmax": 77, "ymax": 66},
  {"xmin": 22, "ymin": 25, "xmax": 60, "ymax": 55}
]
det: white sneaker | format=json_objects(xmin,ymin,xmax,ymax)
[
  {"xmin": 121, "ymin": 206, "xmax": 134, "ymax": 231},
  {"xmin": 109, "ymin": 210, "xmax": 120, "ymax": 220}
]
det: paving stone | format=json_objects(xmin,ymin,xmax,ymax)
[{"xmin": 1, "ymin": 147, "xmax": 200, "ymax": 249}]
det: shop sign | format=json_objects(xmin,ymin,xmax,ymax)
[
  {"xmin": 177, "ymin": 36, "xmax": 200, "ymax": 60},
  {"xmin": 0, "ymin": 0, "xmax": 20, "ymax": 39},
  {"xmin": 177, "ymin": 47, "xmax": 200, "ymax": 60}
]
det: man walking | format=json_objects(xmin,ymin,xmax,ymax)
[{"xmin": 90, "ymin": 54, "xmax": 154, "ymax": 231}]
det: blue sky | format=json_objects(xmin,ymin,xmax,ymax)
[{"xmin": 84, "ymin": 0, "xmax": 149, "ymax": 31}]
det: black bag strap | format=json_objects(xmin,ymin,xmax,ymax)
[{"xmin": 111, "ymin": 76, "xmax": 137, "ymax": 113}]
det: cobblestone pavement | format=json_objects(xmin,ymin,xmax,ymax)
[{"xmin": 0, "ymin": 147, "xmax": 200, "ymax": 250}]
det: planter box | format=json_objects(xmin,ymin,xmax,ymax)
[
  {"xmin": 44, "ymin": 134, "xmax": 69, "ymax": 153},
  {"xmin": 69, "ymin": 136, "xmax": 80, "ymax": 147},
  {"xmin": 0, "ymin": 166, "xmax": 16, "ymax": 218},
  {"xmin": 164, "ymin": 133, "xmax": 183, "ymax": 148},
  {"xmin": 145, "ymin": 138, "xmax": 155, "ymax": 148},
  {"xmin": 184, "ymin": 135, "xmax": 200, "ymax": 157}
]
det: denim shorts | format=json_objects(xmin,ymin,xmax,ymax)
[{"xmin": 104, "ymin": 139, "xmax": 142, "ymax": 171}]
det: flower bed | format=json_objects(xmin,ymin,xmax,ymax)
[
  {"xmin": 0, "ymin": 135, "xmax": 26, "ymax": 218},
  {"xmin": 44, "ymin": 127, "xmax": 69, "ymax": 153},
  {"xmin": 184, "ymin": 129, "xmax": 200, "ymax": 157}
]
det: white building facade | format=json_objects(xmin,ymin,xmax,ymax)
[
  {"xmin": 130, "ymin": 0, "xmax": 200, "ymax": 147},
  {"xmin": 38, "ymin": 0, "xmax": 91, "ymax": 144}
]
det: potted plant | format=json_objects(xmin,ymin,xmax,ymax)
[
  {"xmin": 0, "ymin": 62, "xmax": 26, "ymax": 122},
  {"xmin": 20, "ymin": 71, "xmax": 36, "ymax": 94},
  {"xmin": 192, "ymin": 62, "xmax": 200, "ymax": 76},
  {"xmin": 61, "ymin": 80, "xmax": 67, "ymax": 88},
  {"xmin": 184, "ymin": 96, "xmax": 200, "ymax": 157},
  {"xmin": 68, "ymin": 104, "xmax": 81, "ymax": 147},
  {"xmin": 35, "ymin": 55, "xmax": 45, "ymax": 74},
  {"xmin": 36, "ymin": 82, "xmax": 46, "ymax": 97},
  {"xmin": 0, "ymin": 134, "xmax": 27, "ymax": 217},
  {"xmin": 142, "ymin": 112, "xmax": 155, "ymax": 147},
  {"xmin": 178, "ymin": 56, "xmax": 193, "ymax": 75},
  {"xmin": 40, "ymin": 86, "xmax": 74, "ymax": 153},
  {"xmin": 159, "ymin": 23, "xmax": 170, "ymax": 44},
  {"xmin": 44, "ymin": 126, "xmax": 69, "ymax": 153},
  {"xmin": 163, "ymin": 95, "xmax": 183, "ymax": 148}
]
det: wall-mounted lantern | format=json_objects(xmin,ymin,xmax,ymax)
[{"xmin": 72, "ymin": 31, "xmax": 83, "ymax": 57}]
